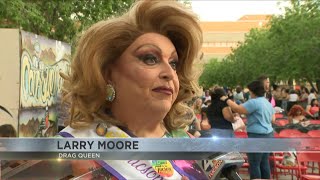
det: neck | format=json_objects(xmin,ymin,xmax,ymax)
[
  {"xmin": 129, "ymin": 123, "xmax": 166, "ymax": 137},
  {"xmin": 111, "ymin": 107, "xmax": 167, "ymax": 138}
]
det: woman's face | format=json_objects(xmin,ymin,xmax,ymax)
[{"xmin": 110, "ymin": 33, "xmax": 180, "ymax": 114}]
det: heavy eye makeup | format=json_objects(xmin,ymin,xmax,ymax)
[
  {"xmin": 169, "ymin": 59, "xmax": 179, "ymax": 70},
  {"xmin": 136, "ymin": 52, "xmax": 160, "ymax": 66},
  {"xmin": 134, "ymin": 47, "xmax": 179, "ymax": 70}
]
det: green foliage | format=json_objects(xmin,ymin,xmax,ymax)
[
  {"xmin": 0, "ymin": 0, "xmax": 134, "ymax": 45},
  {"xmin": 200, "ymin": 0, "xmax": 320, "ymax": 90},
  {"xmin": 180, "ymin": 0, "xmax": 192, "ymax": 8}
]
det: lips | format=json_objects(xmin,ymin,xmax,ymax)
[{"xmin": 152, "ymin": 86, "xmax": 173, "ymax": 95}]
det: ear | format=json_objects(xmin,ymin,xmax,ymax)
[{"xmin": 104, "ymin": 67, "xmax": 113, "ymax": 84}]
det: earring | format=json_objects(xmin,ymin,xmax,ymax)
[{"xmin": 106, "ymin": 84, "xmax": 116, "ymax": 102}]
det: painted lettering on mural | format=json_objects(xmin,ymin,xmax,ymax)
[{"xmin": 20, "ymin": 50, "xmax": 70, "ymax": 107}]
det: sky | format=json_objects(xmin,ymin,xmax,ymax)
[{"xmin": 191, "ymin": 1, "xmax": 290, "ymax": 21}]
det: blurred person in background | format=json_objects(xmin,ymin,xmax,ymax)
[
  {"xmin": 288, "ymin": 105, "xmax": 310, "ymax": 127},
  {"xmin": 243, "ymin": 88, "xmax": 250, "ymax": 102},
  {"xmin": 234, "ymin": 86, "xmax": 244, "ymax": 105},
  {"xmin": 287, "ymin": 89, "xmax": 299, "ymax": 112},
  {"xmin": 257, "ymin": 75, "xmax": 275, "ymax": 107},
  {"xmin": 308, "ymin": 88, "xmax": 318, "ymax": 105},
  {"xmin": 273, "ymin": 85, "xmax": 282, "ymax": 108},
  {"xmin": 281, "ymin": 88, "xmax": 290, "ymax": 115},
  {"xmin": 206, "ymin": 88, "xmax": 236, "ymax": 137},
  {"xmin": 299, "ymin": 86, "xmax": 309, "ymax": 109},
  {"xmin": 186, "ymin": 108, "xmax": 202, "ymax": 138},
  {"xmin": 201, "ymin": 99, "xmax": 211, "ymax": 108},
  {"xmin": 221, "ymin": 80, "xmax": 275, "ymax": 180},
  {"xmin": 226, "ymin": 88, "xmax": 234, "ymax": 100},
  {"xmin": 306, "ymin": 99, "xmax": 319, "ymax": 119},
  {"xmin": 202, "ymin": 89, "xmax": 211, "ymax": 103}
]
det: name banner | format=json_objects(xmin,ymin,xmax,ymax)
[{"xmin": 0, "ymin": 138, "xmax": 319, "ymax": 160}]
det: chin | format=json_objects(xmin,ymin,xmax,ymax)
[{"xmin": 152, "ymin": 103, "xmax": 172, "ymax": 114}]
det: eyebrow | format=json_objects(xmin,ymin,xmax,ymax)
[{"xmin": 134, "ymin": 44, "xmax": 178, "ymax": 58}]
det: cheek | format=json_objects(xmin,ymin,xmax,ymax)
[
  {"xmin": 132, "ymin": 68, "xmax": 157, "ymax": 88},
  {"xmin": 173, "ymin": 75, "xmax": 179, "ymax": 96},
  {"xmin": 116, "ymin": 65, "xmax": 156, "ymax": 90}
]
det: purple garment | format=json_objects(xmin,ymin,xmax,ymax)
[{"xmin": 173, "ymin": 160, "xmax": 208, "ymax": 180}]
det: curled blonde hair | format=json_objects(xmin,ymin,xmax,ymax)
[{"xmin": 61, "ymin": 0, "xmax": 203, "ymax": 131}]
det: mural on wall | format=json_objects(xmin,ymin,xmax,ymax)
[{"xmin": 19, "ymin": 31, "xmax": 71, "ymax": 137}]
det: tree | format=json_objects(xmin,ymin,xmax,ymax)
[
  {"xmin": 200, "ymin": 0, "xmax": 320, "ymax": 90},
  {"xmin": 200, "ymin": 28, "xmax": 275, "ymax": 88},
  {"xmin": 267, "ymin": 0, "xmax": 320, "ymax": 90},
  {"xmin": 0, "ymin": 0, "xmax": 134, "ymax": 45}
]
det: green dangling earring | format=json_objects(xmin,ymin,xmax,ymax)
[{"xmin": 106, "ymin": 84, "xmax": 116, "ymax": 102}]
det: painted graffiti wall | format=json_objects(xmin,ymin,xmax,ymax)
[
  {"xmin": 0, "ymin": 29, "xmax": 20, "ymax": 136},
  {"xmin": 19, "ymin": 31, "xmax": 71, "ymax": 137}
]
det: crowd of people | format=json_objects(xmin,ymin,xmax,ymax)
[
  {"xmin": 186, "ymin": 75, "xmax": 320, "ymax": 179},
  {"xmin": 188, "ymin": 83, "xmax": 320, "ymax": 137}
]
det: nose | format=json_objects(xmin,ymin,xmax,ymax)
[{"xmin": 159, "ymin": 62, "xmax": 175, "ymax": 81}]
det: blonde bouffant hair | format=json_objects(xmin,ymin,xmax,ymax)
[{"xmin": 61, "ymin": 0, "xmax": 203, "ymax": 132}]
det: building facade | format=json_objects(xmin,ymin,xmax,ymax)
[{"xmin": 200, "ymin": 15, "xmax": 271, "ymax": 62}]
